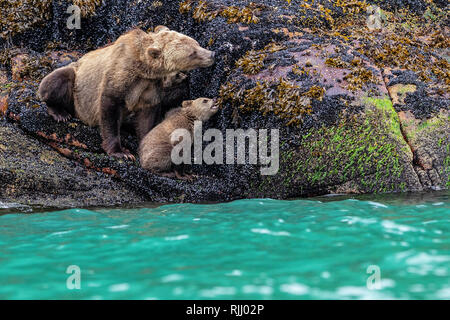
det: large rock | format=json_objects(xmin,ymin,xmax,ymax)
[
  {"xmin": 0, "ymin": 120, "xmax": 146, "ymax": 207},
  {"xmin": 0, "ymin": 0, "xmax": 448, "ymax": 206}
]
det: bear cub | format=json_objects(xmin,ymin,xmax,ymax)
[{"xmin": 139, "ymin": 98, "xmax": 218, "ymax": 176}]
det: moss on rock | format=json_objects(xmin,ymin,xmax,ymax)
[{"xmin": 258, "ymin": 105, "xmax": 412, "ymax": 196}]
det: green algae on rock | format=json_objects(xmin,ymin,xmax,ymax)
[{"xmin": 256, "ymin": 94, "xmax": 421, "ymax": 197}]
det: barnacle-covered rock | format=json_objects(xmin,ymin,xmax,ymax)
[{"xmin": 0, "ymin": 0, "xmax": 448, "ymax": 207}]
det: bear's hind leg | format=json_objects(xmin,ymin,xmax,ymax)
[{"xmin": 38, "ymin": 66, "xmax": 75, "ymax": 122}]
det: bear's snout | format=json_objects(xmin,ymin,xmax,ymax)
[
  {"xmin": 197, "ymin": 48, "xmax": 215, "ymax": 66},
  {"xmin": 205, "ymin": 50, "xmax": 215, "ymax": 66}
]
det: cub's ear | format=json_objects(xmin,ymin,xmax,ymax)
[
  {"xmin": 154, "ymin": 25, "xmax": 169, "ymax": 33},
  {"xmin": 182, "ymin": 100, "xmax": 193, "ymax": 108},
  {"xmin": 147, "ymin": 47, "xmax": 161, "ymax": 59}
]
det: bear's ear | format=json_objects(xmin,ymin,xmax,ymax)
[
  {"xmin": 154, "ymin": 25, "xmax": 169, "ymax": 33},
  {"xmin": 147, "ymin": 47, "xmax": 161, "ymax": 59},
  {"xmin": 182, "ymin": 100, "xmax": 193, "ymax": 108}
]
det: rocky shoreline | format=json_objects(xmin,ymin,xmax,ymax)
[{"xmin": 0, "ymin": 0, "xmax": 448, "ymax": 207}]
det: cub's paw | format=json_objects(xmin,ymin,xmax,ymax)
[
  {"xmin": 175, "ymin": 170, "xmax": 196, "ymax": 181},
  {"xmin": 159, "ymin": 172, "xmax": 176, "ymax": 178}
]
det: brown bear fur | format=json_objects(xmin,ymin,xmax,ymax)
[
  {"xmin": 139, "ymin": 98, "xmax": 218, "ymax": 173},
  {"xmin": 134, "ymin": 71, "xmax": 189, "ymax": 141},
  {"xmin": 38, "ymin": 63, "xmax": 76, "ymax": 122},
  {"xmin": 38, "ymin": 26, "xmax": 214, "ymax": 159}
]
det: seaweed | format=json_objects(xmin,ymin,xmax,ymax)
[
  {"xmin": 235, "ymin": 50, "xmax": 267, "ymax": 75},
  {"xmin": 180, "ymin": 1, "xmax": 262, "ymax": 24},
  {"xmin": 0, "ymin": 0, "xmax": 52, "ymax": 39},
  {"xmin": 219, "ymin": 79, "xmax": 325, "ymax": 126}
]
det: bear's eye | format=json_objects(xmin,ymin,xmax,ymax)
[
  {"xmin": 203, "ymin": 99, "xmax": 208, "ymax": 104},
  {"xmin": 190, "ymin": 51, "xmax": 197, "ymax": 57}
]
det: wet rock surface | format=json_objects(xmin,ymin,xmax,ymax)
[
  {"xmin": 0, "ymin": 119, "xmax": 146, "ymax": 207},
  {"xmin": 0, "ymin": 0, "xmax": 448, "ymax": 206}
]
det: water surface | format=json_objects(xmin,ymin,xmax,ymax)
[{"xmin": 0, "ymin": 191, "xmax": 449, "ymax": 299}]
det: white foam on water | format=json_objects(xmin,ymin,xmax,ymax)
[
  {"xmin": 368, "ymin": 201, "xmax": 388, "ymax": 208},
  {"xmin": 406, "ymin": 252, "xmax": 450, "ymax": 265},
  {"xmin": 337, "ymin": 286, "xmax": 394, "ymax": 300},
  {"xmin": 165, "ymin": 234, "xmax": 189, "ymax": 241},
  {"xmin": 437, "ymin": 287, "xmax": 450, "ymax": 299},
  {"xmin": 381, "ymin": 220, "xmax": 420, "ymax": 234},
  {"xmin": 161, "ymin": 274, "xmax": 183, "ymax": 283},
  {"xmin": 201, "ymin": 286, "xmax": 236, "ymax": 297},
  {"xmin": 106, "ymin": 224, "xmax": 129, "ymax": 229},
  {"xmin": 108, "ymin": 283, "xmax": 130, "ymax": 292},
  {"xmin": 280, "ymin": 283, "xmax": 309, "ymax": 295},
  {"xmin": 251, "ymin": 228, "xmax": 290, "ymax": 236},
  {"xmin": 341, "ymin": 216, "xmax": 377, "ymax": 225},
  {"xmin": 226, "ymin": 270, "xmax": 243, "ymax": 276},
  {"xmin": 242, "ymin": 285, "xmax": 273, "ymax": 295},
  {"xmin": 49, "ymin": 230, "xmax": 72, "ymax": 236}
]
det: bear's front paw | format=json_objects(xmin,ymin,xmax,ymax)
[
  {"xmin": 48, "ymin": 108, "xmax": 72, "ymax": 123},
  {"xmin": 109, "ymin": 149, "xmax": 136, "ymax": 161}
]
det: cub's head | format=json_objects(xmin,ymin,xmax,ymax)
[
  {"xmin": 147, "ymin": 26, "xmax": 215, "ymax": 73},
  {"xmin": 162, "ymin": 72, "xmax": 188, "ymax": 88},
  {"xmin": 182, "ymin": 98, "xmax": 218, "ymax": 121}
]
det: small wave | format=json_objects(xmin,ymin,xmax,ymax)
[
  {"xmin": 251, "ymin": 228, "xmax": 290, "ymax": 236},
  {"xmin": 381, "ymin": 220, "xmax": 420, "ymax": 234},
  {"xmin": 336, "ymin": 286, "xmax": 393, "ymax": 299},
  {"xmin": 341, "ymin": 216, "xmax": 377, "ymax": 225},
  {"xmin": 242, "ymin": 285, "xmax": 273, "ymax": 295},
  {"xmin": 106, "ymin": 224, "xmax": 129, "ymax": 229},
  {"xmin": 437, "ymin": 288, "xmax": 450, "ymax": 299},
  {"xmin": 367, "ymin": 201, "xmax": 388, "ymax": 208},
  {"xmin": 406, "ymin": 252, "xmax": 450, "ymax": 265},
  {"xmin": 108, "ymin": 283, "xmax": 130, "ymax": 292},
  {"xmin": 165, "ymin": 234, "xmax": 189, "ymax": 241},
  {"xmin": 280, "ymin": 283, "xmax": 309, "ymax": 295},
  {"xmin": 49, "ymin": 230, "xmax": 72, "ymax": 236},
  {"xmin": 161, "ymin": 274, "xmax": 183, "ymax": 283},
  {"xmin": 200, "ymin": 286, "xmax": 236, "ymax": 297},
  {"xmin": 226, "ymin": 270, "xmax": 243, "ymax": 277}
]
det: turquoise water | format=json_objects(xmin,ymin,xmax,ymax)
[{"xmin": 0, "ymin": 192, "xmax": 449, "ymax": 300}]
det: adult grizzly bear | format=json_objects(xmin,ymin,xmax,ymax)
[
  {"xmin": 38, "ymin": 26, "xmax": 214, "ymax": 159},
  {"xmin": 139, "ymin": 97, "xmax": 218, "ymax": 177}
]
